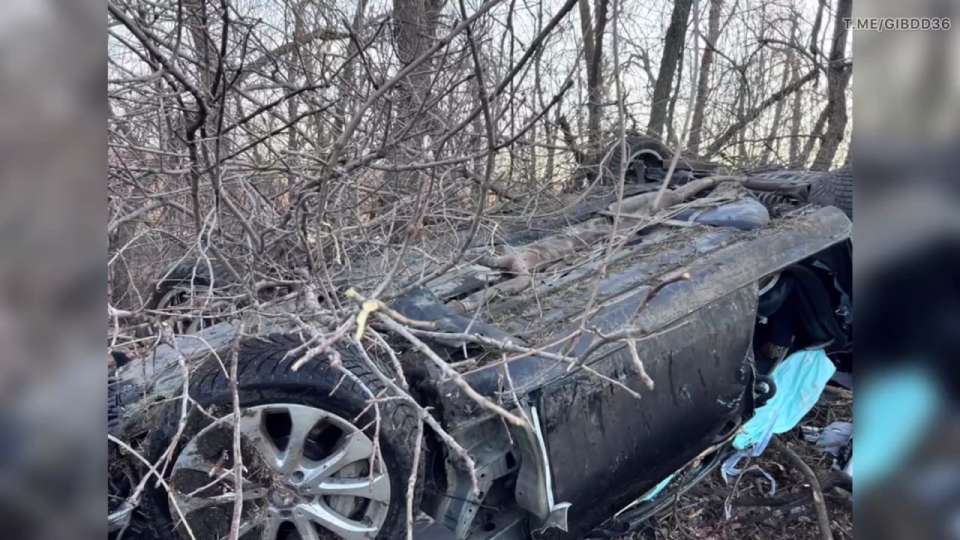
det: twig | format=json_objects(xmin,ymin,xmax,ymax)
[
  {"xmin": 350, "ymin": 339, "xmax": 480, "ymax": 495},
  {"xmin": 375, "ymin": 313, "xmax": 526, "ymax": 427},
  {"xmin": 405, "ymin": 420, "xmax": 425, "ymax": 540},
  {"xmin": 227, "ymin": 323, "xmax": 245, "ymax": 540},
  {"xmin": 625, "ymin": 339, "xmax": 655, "ymax": 390}
]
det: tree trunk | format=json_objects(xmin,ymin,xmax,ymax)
[
  {"xmin": 787, "ymin": 15, "xmax": 804, "ymax": 167},
  {"xmin": 545, "ymin": 117, "xmax": 557, "ymax": 182},
  {"xmin": 578, "ymin": 0, "xmax": 610, "ymax": 162},
  {"xmin": 811, "ymin": 0, "xmax": 852, "ymax": 170},
  {"xmin": 687, "ymin": 0, "xmax": 723, "ymax": 155},
  {"xmin": 182, "ymin": 0, "xmax": 217, "ymax": 98},
  {"xmin": 799, "ymin": 105, "xmax": 829, "ymax": 168},
  {"xmin": 647, "ymin": 0, "xmax": 694, "ymax": 139},
  {"xmin": 736, "ymin": 78, "xmax": 747, "ymax": 163},
  {"xmin": 665, "ymin": 44, "xmax": 685, "ymax": 147},
  {"xmin": 386, "ymin": 0, "xmax": 443, "ymax": 196},
  {"xmin": 788, "ymin": 85, "xmax": 803, "ymax": 166},
  {"xmin": 336, "ymin": 0, "xmax": 367, "ymax": 138},
  {"xmin": 286, "ymin": 2, "xmax": 308, "ymax": 192}
]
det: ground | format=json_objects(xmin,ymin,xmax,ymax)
[{"xmin": 631, "ymin": 390, "xmax": 853, "ymax": 540}]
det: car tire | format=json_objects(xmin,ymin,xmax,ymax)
[
  {"xmin": 809, "ymin": 165, "xmax": 853, "ymax": 218},
  {"xmin": 146, "ymin": 261, "xmax": 226, "ymax": 308},
  {"xmin": 600, "ymin": 135, "xmax": 671, "ymax": 183},
  {"xmin": 145, "ymin": 261, "xmax": 233, "ymax": 334},
  {"xmin": 137, "ymin": 334, "xmax": 422, "ymax": 540}
]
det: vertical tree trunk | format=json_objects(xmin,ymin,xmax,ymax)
[
  {"xmin": 578, "ymin": 0, "xmax": 610, "ymax": 162},
  {"xmin": 736, "ymin": 81, "xmax": 747, "ymax": 163},
  {"xmin": 648, "ymin": 0, "xmax": 694, "ymax": 139},
  {"xmin": 687, "ymin": 0, "xmax": 723, "ymax": 155},
  {"xmin": 545, "ymin": 116, "xmax": 557, "ymax": 182},
  {"xmin": 799, "ymin": 105, "xmax": 830, "ymax": 167},
  {"xmin": 746, "ymin": 4, "xmax": 767, "ymax": 162},
  {"xmin": 531, "ymin": 6, "xmax": 545, "ymax": 188},
  {"xmin": 665, "ymin": 45, "xmax": 685, "ymax": 147},
  {"xmin": 387, "ymin": 0, "xmax": 443, "ymax": 196},
  {"xmin": 286, "ymin": 2, "xmax": 307, "ymax": 192},
  {"xmin": 788, "ymin": 14, "xmax": 804, "ymax": 167},
  {"xmin": 181, "ymin": 0, "xmax": 218, "ymax": 232},
  {"xmin": 811, "ymin": 0, "xmax": 852, "ymax": 170},
  {"xmin": 788, "ymin": 87, "xmax": 803, "ymax": 166},
  {"xmin": 336, "ymin": 0, "xmax": 367, "ymax": 138},
  {"xmin": 504, "ymin": 0, "xmax": 518, "ymax": 186},
  {"xmin": 182, "ymin": 0, "xmax": 217, "ymax": 98}
]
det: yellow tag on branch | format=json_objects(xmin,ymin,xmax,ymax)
[{"xmin": 355, "ymin": 299, "xmax": 380, "ymax": 341}]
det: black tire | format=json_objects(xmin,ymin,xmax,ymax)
[
  {"xmin": 144, "ymin": 261, "xmax": 236, "ymax": 335},
  {"xmin": 138, "ymin": 334, "xmax": 422, "ymax": 540},
  {"xmin": 600, "ymin": 135, "xmax": 672, "ymax": 183},
  {"xmin": 146, "ymin": 261, "xmax": 230, "ymax": 311},
  {"xmin": 600, "ymin": 134, "xmax": 720, "ymax": 184},
  {"xmin": 809, "ymin": 164, "xmax": 853, "ymax": 218}
]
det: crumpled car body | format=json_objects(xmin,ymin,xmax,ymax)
[{"xmin": 109, "ymin": 197, "xmax": 852, "ymax": 539}]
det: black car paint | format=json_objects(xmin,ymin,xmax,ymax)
[
  {"xmin": 536, "ymin": 287, "xmax": 757, "ymax": 539},
  {"xmin": 422, "ymin": 206, "xmax": 851, "ymax": 537}
]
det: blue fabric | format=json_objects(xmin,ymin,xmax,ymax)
[
  {"xmin": 640, "ymin": 473, "xmax": 674, "ymax": 502},
  {"xmin": 734, "ymin": 349, "xmax": 837, "ymax": 451},
  {"xmin": 722, "ymin": 349, "xmax": 836, "ymax": 482},
  {"xmin": 856, "ymin": 366, "xmax": 941, "ymax": 493}
]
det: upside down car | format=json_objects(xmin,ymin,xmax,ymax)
[{"xmin": 109, "ymin": 156, "xmax": 853, "ymax": 540}]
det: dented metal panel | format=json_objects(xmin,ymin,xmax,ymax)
[{"xmin": 536, "ymin": 285, "xmax": 758, "ymax": 539}]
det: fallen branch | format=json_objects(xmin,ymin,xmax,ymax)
[
  {"xmin": 773, "ymin": 437, "xmax": 834, "ymax": 540},
  {"xmin": 477, "ymin": 216, "xmax": 612, "ymax": 274},
  {"xmin": 375, "ymin": 312, "xmax": 526, "ymax": 427},
  {"xmin": 227, "ymin": 323, "xmax": 245, "ymax": 540},
  {"xmin": 342, "ymin": 288, "xmax": 526, "ymax": 426}
]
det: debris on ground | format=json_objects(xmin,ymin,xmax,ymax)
[{"xmin": 625, "ymin": 392, "xmax": 853, "ymax": 540}]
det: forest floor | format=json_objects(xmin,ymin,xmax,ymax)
[{"xmin": 627, "ymin": 391, "xmax": 854, "ymax": 540}]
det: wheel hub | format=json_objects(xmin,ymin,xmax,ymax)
[{"xmin": 268, "ymin": 485, "xmax": 298, "ymax": 508}]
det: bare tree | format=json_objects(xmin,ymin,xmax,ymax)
[
  {"xmin": 386, "ymin": 0, "xmax": 446, "ymax": 196},
  {"xmin": 811, "ymin": 0, "xmax": 852, "ymax": 170},
  {"xmin": 577, "ymin": 0, "xmax": 611, "ymax": 161},
  {"xmin": 647, "ymin": 0, "xmax": 693, "ymax": 138},
  {"xmin": 687, "ymin": 0, "xmax": 723, "ymax": 155}
]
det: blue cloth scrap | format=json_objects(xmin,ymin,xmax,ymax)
[
  {"xmin": 722, "ymin": 349, "xmax": 836, "ymax": 483},
  {"xmin": 856, "ymin": 366, "xmax": 941, "ymax": 493}
]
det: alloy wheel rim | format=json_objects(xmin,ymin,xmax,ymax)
[{"xmin": 170, "ymin": 403, "xmax": 390, "ymax": 540}]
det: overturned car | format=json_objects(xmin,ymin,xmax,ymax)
[{"xmin": 109, "ymin": 162, "xmax": 852, "ymax": 540}]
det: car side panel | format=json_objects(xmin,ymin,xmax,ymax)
[{"xmin": 535, "ymin": 286, "xmax": 758, "ymax": 539}]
